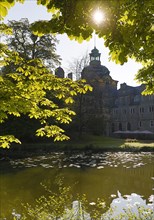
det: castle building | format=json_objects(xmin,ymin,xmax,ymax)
[
  {"xmin": 112, "ymin": 83, "xmax": 154, "ymax": 138},
  {"xmin": 81, "ymin": 47, "xmax": 154, "ymax": 138},
  {"xmin": 55, "ymin": 47, "xmax": 154, "ymax": 139}
]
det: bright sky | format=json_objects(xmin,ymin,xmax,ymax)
[{"xmin": 4, "ymin": 0, "xmax": 143, "ymax": 88}]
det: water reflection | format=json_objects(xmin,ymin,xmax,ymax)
[
  {"xmin": 63, "ymin": 193, "xmax": 154, "ymax": 220},
  {"xmin": 0, "ymin": 152, "xmax": 154, "ymax": 219},
  {"xmin": 7, "ymin": 152, "xmax": 154, "ymax": 169},
  {"xmin": 10, "ymin": 192, "xmax": 154, "ymax": 220}
]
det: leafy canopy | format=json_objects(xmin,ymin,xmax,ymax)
[
  {"xmin": 0, "ymin": 42, "xmax": 92, "ymax": 148},
  {"xmin": 0, "ymin": 0, "xmax": 153, "ymax": 94}
]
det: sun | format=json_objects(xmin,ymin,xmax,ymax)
[{"xmin": 93, "ymin": 9, "xmax": 105, "ymax": 25}]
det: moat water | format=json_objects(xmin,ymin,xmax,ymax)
[{"xmin": 0, "ymin": 152, "xmax": 154, "ymax": 219}]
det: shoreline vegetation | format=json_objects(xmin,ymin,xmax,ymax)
[{"xmin": 1, "ymin": 135, "xmax": 154, "ymax": 159}]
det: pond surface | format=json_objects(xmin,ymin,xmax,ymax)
[{"xmin": 0, "ymin": 152, "xmax": 154, "ymax": 219}]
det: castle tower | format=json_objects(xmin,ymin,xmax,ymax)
[
  {"xmin": 67, "ymin": 72, "xmax": 73, "ymax": 80},
  {"xmin": 55, "ymin": 66, "xmax": 65, "ymax": 78},
  {"xmin": 80, "ymin": 47, "xmax": 118, "ymax": 135}
]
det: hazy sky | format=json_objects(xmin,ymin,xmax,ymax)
[{"xmin": 4, "ymin": 0, "xmax": 143, "ymax": 88}]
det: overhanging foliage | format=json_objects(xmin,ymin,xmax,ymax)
[
  {"xmin": 1, "ymin": 0, "xmax": 153, "ymax": 94},
  {"xmin": 0, "ymin": 42, "xmax": 92, "ymax": 148}
]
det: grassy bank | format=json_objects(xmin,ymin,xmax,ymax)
[
  {"xmin": 54, "ymin": 135, "xmax": 154, "ymax": 151},
  {"xmin": 1, "ymin": 135, "xmax": 154, "ymax": 159},
  {"xmin": 3, "ymin": 135, "xmax": 154, "ymax": 153}
]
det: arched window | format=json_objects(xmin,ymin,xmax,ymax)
[
  {"xmin": 139, "ymin": 121, "xmax": 142, "ymax": 127},
  {"xmin": 119, "ymin": 123, "xmax": 122, "ymax": 131},
  {"xmin": 127, "ymin": 122, "xmax": 131, "ymax": 131}
]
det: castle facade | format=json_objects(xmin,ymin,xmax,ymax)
[{"xmin": 55, "ymin": 47, "xmax": 154, "ymax": 139}]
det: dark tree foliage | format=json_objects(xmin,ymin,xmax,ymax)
[{"xmin": 4, "ymin": 18, "xmax": 61, "ymax": 71}]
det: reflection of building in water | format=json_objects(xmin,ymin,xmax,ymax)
[{"xmin": 55, "ymin": 47, "xmax": 154, "ymax": 138}]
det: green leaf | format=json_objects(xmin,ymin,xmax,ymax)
[
  {"xmin": 0, "ymin": 6, "xmax": 7, "ymax": 17},
  {"xmin": 65, "ymin": 97, "xmax": 74, "ymax": 104}
]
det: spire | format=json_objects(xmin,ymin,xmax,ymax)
[{"xmin": 94, "ymin": 31, "xmax": 96, "ymax": 48}]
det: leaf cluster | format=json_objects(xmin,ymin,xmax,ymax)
[
  {"xmin": 0, "ymin": 43, "xmax": 92, "ymax": 148},
  {"xmin": 0, "ymin": 0, "xmax": 24, "ymax": 20}
]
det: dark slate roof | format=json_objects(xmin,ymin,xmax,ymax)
[
  {"xmin": 82, "ymin": 64, "xmax": 110, "ymax": 79},
  {"xmin": 55, "ymin": 66, "xmax": 64, "ymax": 73},
  {"xmin": 89, "ymin": 47, "xmax": 101, "ymax": 57},
  {"xmin": 118, "ymin": 83, "xmax": 144, "ymax": 96}
]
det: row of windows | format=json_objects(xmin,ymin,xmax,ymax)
[
  {"xmin": 113, "ymin": 106, "xmax": 154, "ymax": 114},
  {"xmin": 140, "ymin": 121, "xmax": 153, "ymax": 128},
  {"xmin": 139, "ymin": 121, "xmax": 154, "ymax": 127},
  {"xmin": 115, "ymin": 95, "xmax": 154, "ymax": 106},
  {"xmin": 90, "ymin": 56, "xmax": 100, "ymax": 61},
  {"xmin": 130, "ymin": 108, "xmax": 135, "ymax": 114},
  {"xmin": 112, "ymin": 121, "xmax": 154, "ymax": 132}
]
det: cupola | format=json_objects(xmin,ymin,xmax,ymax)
[{"xmin": 89, "ymin": 47, "xmax": 101, "ymax": 66}]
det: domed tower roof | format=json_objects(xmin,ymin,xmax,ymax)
[
  {"xmin": 90, "ymin": 47, "xmax": 99, "ymax": 55},
  {"xmin": 82, "ymin": 65, "xmax": 110, "ymax": 81},
  {"xmin": 81, "ymin": 47, "xmax": 110, "ymax": 81},
  {"xmin": 55, "ymin": 66, "xmax": 65, "ymax": 78}
]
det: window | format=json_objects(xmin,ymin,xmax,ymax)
[
  {"xmin": 130, "ymin": 108, "xmax": 135, "ymax": 114},
  {"xmin": 96, "ymin": 57, "xmax": 99, "ymax": 61},
  {"xmin": 112, "ymin": 123, "xmax": 115, "ymax": 132},
  {"xmin": 119, "ymin": 123, "xmax": 122, "ymax": 131},
  {"xmin": 150, "ymin": 121, "xmax": 154, "ymax": 127},
  {"xmin": 139, "ymin": 121, "xmax": 142, "ymax": 127},
  {"xmin": 127, "ymin": 122, "xmax": 131, "ymax": 131},
  {"xmin": 139, "ymin": 107, "xmax": 144, "ymax": 113},
  {"xmin": 149, "ymin": 106, "xmax": 154, "ymax": 112}
]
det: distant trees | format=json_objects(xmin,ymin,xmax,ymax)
[
  {"xmin": 68, "ymin": 52, "xmax": 90, "ymax": 80},
  {"xmin": 2, "ymin": 18, "xmax": 61, "ymax": 73}
]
